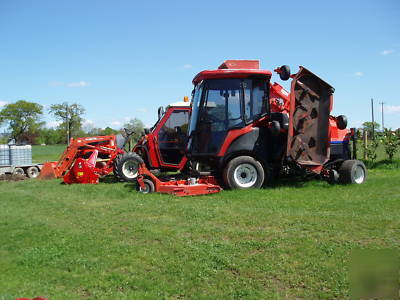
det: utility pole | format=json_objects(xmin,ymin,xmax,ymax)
[
  {"xmin": 379, "ymin": 102, "xmax": 385, "ymax": 131},
  {"xmin": 371, "ymin": 98, "xmax": 375, "ymax": 140}
]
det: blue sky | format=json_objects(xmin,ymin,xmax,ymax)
[{"xmin": 0, "ymin": 0, "xmax": 399, "ymax": 131}]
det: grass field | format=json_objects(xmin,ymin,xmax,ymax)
[
  {"xmin": 32, "ymin": 144, "xmax": 67, "ymax": 163},
  {"xmin": 0, "ymin": 146, "xmax": 399, "ymax": 299}
]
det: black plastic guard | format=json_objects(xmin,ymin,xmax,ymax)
[{"xmin": 287, "ymin": 67, "xmax": 334, "ymax": 170}]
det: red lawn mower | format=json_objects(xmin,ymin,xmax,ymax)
[{"xmin": 135, "ymin": 60, "xmax": 366, "ymax": 195}]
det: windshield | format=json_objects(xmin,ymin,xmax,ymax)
[
  {"xmin": 188, "ymin": 83, "xmax": 203, "ymax": 137},
  {"xmin": 188, "ymin": 77, "xmax": 269, "ymax": 155}
]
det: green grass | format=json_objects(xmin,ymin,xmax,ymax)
[
  {"xmin": 32, "ymin": 144, "xmax": 66, "ymax": 163},
  {"xmin": 0, "ymin": 165, "xmax": 399, "ymax": 299}
]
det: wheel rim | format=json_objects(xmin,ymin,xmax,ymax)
[
  {"xmin": 233, "ymin": 163, "xmax": 257, "ymax": 188},
  {"xmin": 28, "ymin": 168, "xmax": 39, "ymax": 178},
  {"xmin": 139, "ymin": 183, "xmax": 150, "ymax": 193},
  {"xmin": 14, "ymin": 168, "xmax": 24, "ymax": 175},
  {"xmin": 122, "ymin": 160, "xmax": 138, "ymax": 179},
  {"xmin": 354, "ymin": 165, "xmax": 365, "ymax": 184}
]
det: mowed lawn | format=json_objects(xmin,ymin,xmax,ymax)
[{"xmin": 0, "ymin": 146, "xmax": 399, "ymax": 299}]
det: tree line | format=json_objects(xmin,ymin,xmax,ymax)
[{"xmin": 0, "ymin": 100, "xmax": 144, "ymax": 145}]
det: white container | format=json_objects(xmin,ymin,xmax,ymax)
[
  {"xmin": 10, "ymin": 145, "xmax": 32, "ymax": 165},
  {"xmin": 0, "ymin": 144, "xmax": 10, "ymax": 166}
]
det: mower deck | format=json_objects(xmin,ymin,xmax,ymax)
[{"xmin": 136, "ymin": 164, "xmax": 222, "ymax": 196}]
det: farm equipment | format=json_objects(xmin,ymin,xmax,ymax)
[
  {"xmin": 39, "ymin": 134, "xmax": 133, "ymax": 183},
  {"xmin": 39, "ymin": 100, "xmax": 191, "ymax": 184},
  {"xmin": 136, "ymin": 60, "xmax": 366, "ymax": 195},
  {"xmin": 0, "ymin": 144, "xmax": 43, "ymax": 178}
]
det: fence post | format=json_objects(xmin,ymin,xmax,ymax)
[{"xmin": 363, "ymin": 131, "xmax": 368, "ymax": 160}]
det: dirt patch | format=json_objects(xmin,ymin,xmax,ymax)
[{"xmin": 0, "ymin": 174, "xmax": 27, "ymax": 181}]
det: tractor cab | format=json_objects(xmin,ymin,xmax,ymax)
[
  {"xmin": 133, "ymin": 100, "xmax": 191, "ymax": 173},
  {"xmin": 184, "ymin": 60, "xmax": 364, "ymax": 190},
  {"xmin": 188, "ymin": 61, "xmax": 272, "ymax": 160}
]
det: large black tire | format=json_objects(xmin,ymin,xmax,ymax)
[
  {"xmin": 136, "ymin": 179, "xmax": 155, "ymax": 194},
  {"xmin": 338, "ymin": 160, "xmax": 367, "ymax": 184},
  {"xmin": 113, "ymin": 152, "xmax": 144, "ymax": 182},
  {"xmin": 223, "ymin": 156, "xmax": 265, "ymax": 189}
]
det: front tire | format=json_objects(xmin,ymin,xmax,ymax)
[
  {"xmin": 137, "ymin": 179, "xmax": 155, "ymax": 194},
  {"xmin": 223, "ymin": 156, "xmax": 265, "ymax": 189},
  {"xmin": 113, "ymin": 152, "xmax": 144, "ymax": 182},
  {"xmin": 338, "ymin": 160, "xmax": 367, "ymax": 184}
]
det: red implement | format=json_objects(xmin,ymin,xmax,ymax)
[
  {"xmin": 63, "ymin": 150, "xmax": 100, "ymax": 184},
  {"xmin": 136, "ymin": 164, "xmax": 222, "ymax": 196}
]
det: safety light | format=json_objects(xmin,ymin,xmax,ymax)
[{"xmin": 183, "ymin": 96, "xmax": 189, "ymax": 102}]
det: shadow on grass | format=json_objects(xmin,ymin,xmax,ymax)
[
  {"xmin": 265, "ymin": 175, "xmax": 317, "ymax": 189},
  {"xmin": 363, "ymin": 159, "xmax": 400, "ymax": 170},
  {"xmin": 100, "ymin": 175, "xmax": 120, "ymax": 184}
]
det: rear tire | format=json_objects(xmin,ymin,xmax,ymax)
[
  {"xmin": 223, "ymin": 156, "xmax": 265, "ymax": 189},
  {"xmin": 114, "ymin": 152, "xmax": 144, "ymax": 182},
  {"xmin": 137, "ymin": 179, "xmax": 155, "ymax": 194},
  {"xmin": 338, "ymin": 160, "xmax": 367, "ymax": 184},
  {"xmin": 26, "ymin": 166, "xmax": 40, "ymax": 178}
]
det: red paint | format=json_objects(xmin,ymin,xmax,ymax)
[
  {"xmin": 218, "ymin": 60, "xmax": 260, "ymax": 70},
  {"xmin": 63, "ymin": 150, "xmax": 100, "ymax": 184},
  {"xmin": 137, "ymin": 163, "xmax": 221, "ymax": 196},
  {"xmin": 193, "ymin": 69, "xmax": 271, "ymax": 84},
  {"xmin": 133, "ymin": 106, "xmax": 190, "ymax": 171}
]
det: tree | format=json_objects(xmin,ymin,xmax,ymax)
[
  {"xmin": 49, "ymin": 102, "xmax": 85, "ymax": 144},
  {"xmin": 0, "ymin": 100, "xmax": 43, "ymax": 143},
  {"xmin": 123, "ymin": 118, "xmax": 144, "ymax": 142},
  {"xmin": 382, "ymin": 129, "xmax": 400, "ymax": 161},
  {"xmin": 362, "ymin": 122, "xmax": 380, "ymax": 138},
  {"xmin": 36, "ymin": 128, "xmax": 65, "ymax": 145},
  {"xmin": 102, "ymin": 126, "xmax": 119, "ymax": 136}
]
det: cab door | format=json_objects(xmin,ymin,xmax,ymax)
[{"xmin": 156, "ymin": 108, "xmax": 189, "ymax": 165}]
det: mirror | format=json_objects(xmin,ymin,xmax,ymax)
[{"xmin": 158, "ymin": 106, "xmax": 165, "ymax": 120}]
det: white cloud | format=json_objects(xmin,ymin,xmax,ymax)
[
  {"xmin": 48, "ymin": 81, "xmax": 64, "ymax": 87},
  {"xmin": 0, "ymin": 100, "xmax": 8, "ymax": 107},
  {"xmin": 110, "ymin": 121, "xmax": 122, "ymax": 127},
  {"xmin": 381, "ymin": 49, "xmax": 395, "ymax": 55},
  {"xmin": 354, "ymin": 71, "xmax": 363, "ymax": 77},
  {"xmin": 46, "ymin": 121, "xmax": 61, "ymax": 128},
  {"xmin": 48, "ymin": 81, "xmax": 90, "ymax": 87},
  {"xmin": 183, "ymin": 64, "xmax": 192, "ymax": 69},
  {"xmin": 67, "ymin": 81, "xmax": 89, "ymax": 87},
  {"xmin": 83, "ymin": 119, "xmax": 94, "ymax": 126},
  {"xmin": 136, "ymin": 108, "xmax": 147, "ymax": 113},
  {"xmin": 123, "ymin": 116, "xmax": 130, "ymax": 122},
  {"xmin": 385, "ymin": 105, "xmax": 400, "ymax": 114}
]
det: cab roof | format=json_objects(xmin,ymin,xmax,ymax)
[
  {"xmin": 168, "ymin": 101, "xmax": 191, "ymax": 108},
  {"xmin": 192, "ymin": 60, "xmax": 272, "ymax": 84}
]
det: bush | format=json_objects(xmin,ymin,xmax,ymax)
[{"xmin": 382, "ymin": 129, "xmax": 400, "ymax": 161}]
